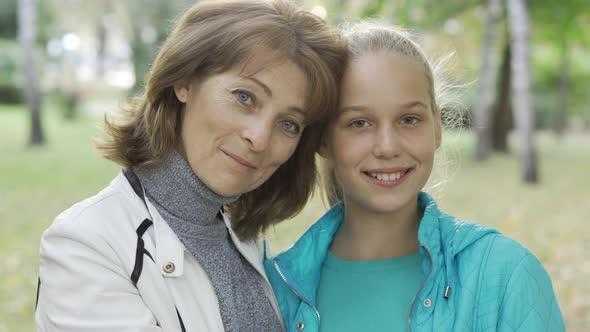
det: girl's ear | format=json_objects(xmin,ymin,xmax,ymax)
[{"xmin": 174, "ymin": 84, "xmax": 190, "ymax": 103}]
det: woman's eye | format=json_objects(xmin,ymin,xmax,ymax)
[
  {"xmin": 401, "ymin": 116, "xmax": 419, "ymax": 125},
  {"xmin": 350, "ymin": 120, "xmax": 370, "ymax": 128},
  {"xmin": 281, "ymin": 120, "xmax": 301, "ymax": 136},
  {"xmin": 233, "ymin": 90, "xmax": 254, "ymax": 106}
]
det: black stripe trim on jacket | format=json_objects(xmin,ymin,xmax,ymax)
[
  {"xmin": 35, "ymin": 277, "xmax": 41, "ymax": 312},
  {"xmin": 123, "ymin": 168, "xmax": 148, "ymax": 208},
  {"xmin": 143, "ymin": 248, "xmax": 154, "ymax": 262},
  {"xmin": 123, "ymin": 168, "xmax": 184, "ymax": 331},
  {"xmin": 131, "ymin": 218, "xmax": 153, "ymax": 287},
  {"xmin": 176, "ymin": 307, "xmax": 186, "ymax": 332}
]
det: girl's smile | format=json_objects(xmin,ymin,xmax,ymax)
[{"xmin": 363, "ymin": 167, "xmax": 414, "ymax": 188}]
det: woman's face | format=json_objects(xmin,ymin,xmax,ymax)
[{"xmin": 175, "ymin": 55, "xmax": 308, "ymax": 197}]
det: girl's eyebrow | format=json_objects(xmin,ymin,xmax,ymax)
[
  {"xmin": 400, "ymin": 101, "xmax": 429, "ymax": 110},
  {"xmin": 340, "ymin": 101, "xmax": 428, "ymax": 113}
]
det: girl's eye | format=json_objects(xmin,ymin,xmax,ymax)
[
  {"xmin": 350, "ymin": 119, "xmax": 370, "ymax": 128},
  {"xmin": 400, "ymin": 116, "xmax": 419, "ymax": 125},
  {"xmin": 233, "ymin": 89, "xmax": 255, "ymax": 106},
  {"xmin": 281, "ymin": 120, "xmax": 301, "ymax": 136}
]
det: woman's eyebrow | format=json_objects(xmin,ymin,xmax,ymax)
[
  {"xmin": 242, "ymin": 75, "xmax": 273, "ymax": 97},
  {"xmin": 286, "ymin": 107, "xmax": 306, "ymax": 119},
  {"xmin": 240, "ymin": 75, "xmax": 306, "ymax": 117}
]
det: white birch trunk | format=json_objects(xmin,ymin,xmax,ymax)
[
  {"xmin": 18, "ymin": 0, "xmax": 44, "ymax": 145},
  {"xmin": 506, "ymin": 0, "xmax": 538, "ymax": 182},
  {"xmin": 474, "ymin": 0, "xmax": 502, "ymax": 160},
  {"xmin": 555, "ymin": 39, "xmax": 569, "ymax": 136}
]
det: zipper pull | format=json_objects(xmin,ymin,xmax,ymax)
[{"xmin": 444, "ymin": 286, "xmax": 451, "ymax": 300}]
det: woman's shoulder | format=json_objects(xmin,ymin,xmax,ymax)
[{"xmin": 43, "ymin": 172, "xmax": 143, "ymax": 242}]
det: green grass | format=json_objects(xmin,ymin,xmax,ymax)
[{"xmin": 1, "ymin": 105, "xmax": 589, "ymax": 331}]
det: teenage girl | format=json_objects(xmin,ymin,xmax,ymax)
[{"xmin": 265, "ymin": 22, "xmax": 565, "ymax": 332}]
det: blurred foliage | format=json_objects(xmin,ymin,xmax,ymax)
[
  {"xmin": 340, "ymin": 0, "xmax": 590, "ymax": 129},
  {"xmin": 0, "ymin": 0, "xmax": 588, "ymax": 127},
  {"xmin": 359, "ymin": 0, "xmax": 386, "ymax": 19},
  {"xmin": 0, "ymin": 39, "xmax": 22, "ymax": 104},
  {"xmin": 0, "ymin": 0, "xmax": 17, "ymax": 38}
]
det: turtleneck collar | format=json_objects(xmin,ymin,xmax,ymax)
[{"xmin": 134, "ymin": 149, "xmax": 240, "ymax": 232}]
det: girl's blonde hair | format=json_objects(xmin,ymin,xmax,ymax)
[
  {"xmin": 321, "ymin": 22, "xmax": 455, "ymax": 206},
  {"xmin": 96, "ymin": 0, "xmax": 348, "ymax": 240}
]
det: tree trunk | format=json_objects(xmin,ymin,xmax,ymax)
[
  {"xmin": 506, "ymin": 0, "xmax": 538, "ymax": 183},
  {"xmin": 492, "ymin": 40, "xmax": 513, "ymax": 152},
  {"xmin": 474, "ymin": 0, "xmax": 502, "ymax": 160},
  {"xmin": 385, "ymin": 0, "xmax": 396, "ymax": 24},
  {"xmin": 96, "ymin": 17, "xmax": 108, "ymax": 79},
  {"xmin": 18, "ymin": 0, "xmax": 44, "ymax": 146},
  {"xmin": 554, "ymin": 38, "xmax": 569, "ymax": 136}
]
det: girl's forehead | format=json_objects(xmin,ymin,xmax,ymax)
[
  {"xmin": 345, "ymin": 52, "xmax": 426, "ymax": 79},
  {"xmin": 340, "ymin": 53, "xmax": 431, "ymax": 105}
]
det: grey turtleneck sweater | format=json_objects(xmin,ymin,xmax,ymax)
[{"xmin": 134, "ymin": 150, "xmax": 283, "ymax": 332}]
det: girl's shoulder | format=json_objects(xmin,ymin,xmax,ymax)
[{"xmin": 430, "ymin": 204, "xmax": 543, "ymax": 282}]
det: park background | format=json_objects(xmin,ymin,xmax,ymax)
[{"xmin": 1, "ymin": 0, "xmax": 589, "ymax": 331}]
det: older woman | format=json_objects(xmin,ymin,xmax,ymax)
[{"xmin": 35, "ymin": 0, "xmax": 347, "ymax": 331}]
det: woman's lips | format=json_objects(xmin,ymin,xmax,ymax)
[{"xmin": 222, "ymin": 150, "xmax": 258, "ymax": 170}]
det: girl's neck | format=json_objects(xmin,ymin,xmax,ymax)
[{"xmin": 330, "ymin": 198, "xmax": 421, "ymax": 261}]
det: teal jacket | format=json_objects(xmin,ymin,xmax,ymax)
[{"xmin": 264, "ymin": 192, "xmax": 565, "ymax": 332}]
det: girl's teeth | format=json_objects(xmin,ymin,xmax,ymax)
[{"xmin": 370, "ymin": 172, "xmax": 402, "ymax": 181}]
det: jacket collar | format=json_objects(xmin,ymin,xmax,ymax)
[
  {"xmin": 270, "ymin": 192, "xmax": 498, "ymax": 304},
  {"xmin": 272, "ymin": 201, "xmax": 344, "ymax": 304},
  {"xmin": 113, "ymin": 171, "xmax": 268, "ymax": 281}
]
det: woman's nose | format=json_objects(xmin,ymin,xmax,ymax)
[{"xmin": 241, "ymin": 117, "xmax": 274, "ymax": 152}]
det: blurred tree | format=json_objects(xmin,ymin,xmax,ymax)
[
  {"xmin": 491, "ymin": 39, "xmax": 513, "ymax": 152},
  {"xmin": 18, "ymin": 0, "xmax": 44, "ymax": 145},
  {"xmin": 113, "ymin": 0, "xmax": 189, "ymax": 94},
  {"xmin": 507, "ymin": 0, "xmax": 537, "ymax": 183},
  {"xmin": 530, "ymin": 0, "xmax": 590, "ymax": 136},
  {"xmin": 0, "ymin": 0, "xmax": 18, "ymax": 39},
  {"xmin": 473, "ymin": 0, "xmax": 502, "ymax": 160},
  {"xmin": 95, "ymin": 3, "xmax": 111, "ymax": 79}
]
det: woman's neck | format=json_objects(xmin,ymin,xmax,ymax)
[
  {"xmin": 329, "ymin": 198, "xmax": 421, "ymax": 261},
  {"xmin": 134, "ymin": 149, "xmax": 240, "ymax": 226}
]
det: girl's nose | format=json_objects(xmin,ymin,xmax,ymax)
[{"xmin": 373, "ymin": 127, "xmax": 401, "ymax": 159}]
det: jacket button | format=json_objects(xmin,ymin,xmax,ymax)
[
  {"xmin": 163, "ymin": 262, "xmax": 175, "ymax": 273},
  {"xmin": 296, "ymin": 322, "xmax": 305, "ymax": 330},
  {"xmin": 423, "ymin": 298, "xmax": 432, "ymax": 307}
]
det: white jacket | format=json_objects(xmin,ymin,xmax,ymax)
[{"xmin": 36, "ymin": 171, "xmax": 284, "ymax": 331}]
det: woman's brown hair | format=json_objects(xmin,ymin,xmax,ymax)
[{"xmin": 97, "ymin": 0, "xmax": 348, "ymax": 240}]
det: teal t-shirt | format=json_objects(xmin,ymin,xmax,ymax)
[{"xmin": 317, "ymin": 251, "xmax": 423, "ymax": 332}]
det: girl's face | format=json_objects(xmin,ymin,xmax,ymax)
[
  {"xmin": 175, "ymin": 53, "xmax": 308, "ymax": 197},
  {"xmin": 324, "ymin": 52, "xmax": 441, "ymax": 217}
]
